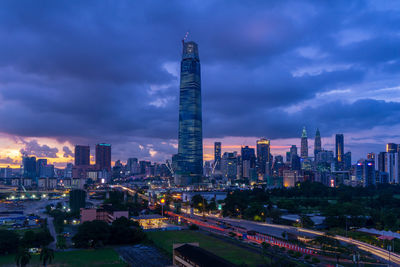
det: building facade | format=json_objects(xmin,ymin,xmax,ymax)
[{"xmin": 176, "ymin": 41, "xmax": 203, "ymax": 186}]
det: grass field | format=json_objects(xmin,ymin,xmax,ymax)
[
  {"xmin": 146, "ymin": 230, "xmax": 266, "ymax": 266},
  {"xmin": 0, "ymin": 248, "xmax": 126, "ymax": 267}
]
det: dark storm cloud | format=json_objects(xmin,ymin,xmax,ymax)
[
  {"xmin": 0, "ymin": 0, "xmax": 399, "ymax": 161},
  {"xmin": 63, "ymin": 146, "xmax": 74, "ymax": 158},
  {"xmin": 19, "ymin": 140, "xmax": 59, "ymax": 158}
]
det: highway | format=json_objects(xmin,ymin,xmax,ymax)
[
  {"xmin": 114, "ymin": 185, "xmax": 400, "ymax": 265},
  {"xmin": 212, "ymin": 216, "xmax": 400, "ymax": 265}
]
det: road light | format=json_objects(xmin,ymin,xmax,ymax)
[{"xmin": 160, "ymin": 198, "xmax": 165, "ymax": 216}]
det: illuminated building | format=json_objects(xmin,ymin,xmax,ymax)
[
  {"xmin": 314, "ymin": 128, "xmax": 321, "ymax": 158},
  {"xmin": 75, "ymin": 145, "xmax": 90, "ymax": 166},
  {"xmin": 335, "ymin": 134, "xmax": 344, "ymax": 163},
  {"xmin": 214, "ymin": 142, "xmax": 221, "ymax": 171},
  {"xmin": 175, "ymin": 41, "xmax": 203, "ymax": 186},
  {"xmin": 356, "ymin": 159, "xmax": 376, "ymax": 186},
  {"xmin": 256, "ymin": 138, "xmax": 270, "ymax": 176},
  {"xmin": 386, "ymin": 143, "xmax": 398, "ymax": 153},
  {"xmin": 300, "ymin": 127, "xmax": 308, "ymax": 158},
  {"xmin": 95, "ymin": 143, "xmax": 111, "ymax": 172}
]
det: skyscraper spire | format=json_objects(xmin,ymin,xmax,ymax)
[{"xmin": 301, "ymin": 126, "xmax": 307, "ymax": 138}]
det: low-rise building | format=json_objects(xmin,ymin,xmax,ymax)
[
  {"xmin": 173, "ymin": 243, "xmax": 236, "ymax": 267},
  {"xmin": 80, "ymin": 208, "xmax": 128, "ymax": 224}
]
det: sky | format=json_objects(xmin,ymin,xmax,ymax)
[{"xmin": 0, "ymin": 0, "xmax": 400, "ymax": 168}]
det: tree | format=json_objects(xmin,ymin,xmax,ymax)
[
  {"xmin": 108, "ymin": 217, "xmax": 145, "ymax": 245},
  {"xmin": 15, "ymin": 249, "xmax": 31, "ymax": 267},
  {"xmin": 40, "ymin": 247, "xmax": 54, "ymax": 267},
  {"xmin": 0, "ymin": 230, "xmax": 19, "ymax": 254},
  {"xmin": 72, "ymin": 220, "xmax": 110, "ymax": 248}
]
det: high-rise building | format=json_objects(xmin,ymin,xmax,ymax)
[
  {"xmin": 356, "ymin": 159, "xmax": 376, "ymax": 187},
  {"xmin": 378, "ymin": 152, "xmax": 386, "ymax": 172},
  {"xmin": 335, "ymin": 134, "xmax": 344, "ymax": 162},
  {"xmin": 300, "ymin": 127, "xmax": 308, "ymax": 158},
  {"xmin": 214, "ymin": 142, "xmax": 221, "ymax": 171},
  {"xmin": 256, "ymin": 138, "xmax": 270, "ymax": 175},
  {"xmin": 314, "ymin": 128, "xmax": 321, "ymax": 158},
  {"xmin": 386, "ymin": 143, "xmax": 398, "ymax": 153},
  {"xmin": 95, "ymin": 143, "xmax": 111, "ymax": 172},
  {"xmin": 175, "ymin": 41, "xmax": 203, "ymax": 186},
  {"xmin": 22, "ymin": 156, "xmax": 36, "ymax": 179},
  {"xmin": 221, "ymin": 152, "xmax": 237, "ymax": 180},
  {"xmin": 290, "ymin": 145, "xmax": 298, "ymax": 158},
  {"xmin": 127, "ymin": 158, "xmax": 139, "ymax": 175},
  {"xmin": 36, "ymin": 159, "xmax": 47, "ymax": 177},
  {"xmin": 75, "ymin": 145, "xmax": 90, "ymax": 166},
  {"xmin": 343, "ymin": 151, "xmax": 352, "ymax": 170}
]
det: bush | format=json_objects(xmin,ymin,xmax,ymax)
[
  {"xmin": 304, "ymin": 254, "xmax": 311, "ymax": 260},
  {"xmin": 293, "ymin": 251, "xmax": 302, "ymax": 258},
  {"xmin": 189, "ymin": 224, "xmax": 199, "ymax": 230},
  {"xmin": 312, "ymin": 257, "xmax": 320, "ymax": 263},
  {"xmin": 288, "ymin": 250, "xmax": 294, "ymax": 255},
  {"xmin": 280, "ymin": 246, "xmax": 286, "ymax": 251},
  {"xmin": 0, "ymin": 230, "xmax": 19, "ymax": 254}
]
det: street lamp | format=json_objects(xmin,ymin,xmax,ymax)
[{"xmin": 161, "ymin": 198, "xmax": 165, "ymax": 217}]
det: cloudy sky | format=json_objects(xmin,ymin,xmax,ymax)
[{"xmin": 0, "ymin": 0, "xmax": 400, "ymax": 167}]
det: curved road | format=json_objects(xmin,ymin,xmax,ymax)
[{"xmin": 217, "ymin": 217, "xmax": 400, "ymax": 265}]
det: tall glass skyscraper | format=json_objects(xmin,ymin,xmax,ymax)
[
  {"xmin": 314, "ymin": 128, "xmax": 321, "ymax": 158},
  {"xmin": 175, "ymin": 41, "xmax": 203, "ymax": 186},
  {"xmin": 301, "ymin": 127, "xmax": 308, "ymax": 158}
]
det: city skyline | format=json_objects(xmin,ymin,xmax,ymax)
[{"xmin": 0, "ymin": 1, "xmax": 400, "ymax": 167}]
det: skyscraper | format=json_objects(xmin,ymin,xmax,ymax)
[
  {"xmin": 314, "ymin": 128, "xmax": 321, "ymax": 158},
  {"xmin": 335, "ymin": 134, "xmax": 344, "ymax": 162},
  {"xmin": 300, "ymin": 127, "xmax": 308, "ymax": 158},
  {"xmin": 214, "ymin": 142, "xmax": 221, "ymax": 171},
  {"xmin": 176, "ymin": 41, "xmax": 203, "ymax": 186},
  {"xmin": 386, "ymin": 143, "xmax": 398, "ymax": 153},
  {"xmin": 256, "ymin": 138, "xmax": 270, "ymax": 175},
  {"xmin": 75, "ymin": 145, "xmax": 90, "ymax": 166},
  {"xmin": 95, "ymin": 143, "xmax": 111, "ymax": 172},
  {"xmin": 22, "ymin": 156, "xmax": 36, "ymax": 179}
]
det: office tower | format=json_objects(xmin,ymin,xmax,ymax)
[
  {"xmin": 176, "ymin": 41, "xmax": 203, "ymax": 186},
  {"xmin": 291, "ymin": 154, "xmax": 301, "ymax": 171},
  {"xmin": 385, "ymin": 151, "xmax": 399, "ymax": 184},
  {"xmin": 314, "ymin": 128, "xmax": 321, "ymax": 158},
  {"xmin": 22, "ymin": 156, "xmax": 36, "ymax": 179},
  {"xmin": 290, "ymin": 145, "xmax": 298, "ymax": 158},
  {"xmin": 335, "ymin": 134, "xmax": 344, "ymax": 162},
  {"xmin": 214, "ymin": 142, "xmax": 221, "ymax": 171},
  {"xmin": 378, "ymin": 152, "xmax": 386, "ymax": 172},
  {"xmin": 127, "ymin": 158, "xmax": 139, "ymax": 174},
  {"xmin": 367, "ymin": 153, "xmax": 375, "ymax": 160},
  {"xmin": 75, "ymin": 145, "xmax": 90, "ymax": 166},
  {"xmin": 256, "ymin": 138, "xmax": 270, "ymax": 175},
  {"xmin": 221, "ymin": 152, "xmax": 237, "ymax": 180},
  {"xmin": 315, "ymin": 150, "xmax": 334, "ymax": 164},
  {"xmin": 241, "ymin": 146, "xmax": 256, "ymax": 179},
  {"xmin": 386, "ymin": 143, "xmax": 398, "ymax": 153},
  {"xmin": 300, "ymin": 127, "xmax": 308, "ymax": 158},
  {"xmin": 241, "ymin": 146, "xmax": 256, "ymax": 167},
  {"xmin": 356, "ymin": 159, "xmax": 376, "ymax": 187},
  {"xmin": 95, "ymin": 143, "xmax": 111, "ymax": 172},
  {"xmin": 36, "ymin": 159, "xmax": 47, "ymax": 177},
  {"xmin": 343, "ymin": 152, "xmax": 352, "ymax": 170},
  {"xmin": 286, "ymin": 152, "xmax": 291, "ymax": 162}
]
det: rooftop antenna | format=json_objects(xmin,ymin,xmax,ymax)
[{"xmin": 182, "ymin": 31, "xmax": 189, "ymax": 45}]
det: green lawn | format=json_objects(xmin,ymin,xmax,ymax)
[
  {"xmin": 147, "ymin": 230, "xmax": 266, "ymax": 266},
  {"xmin": 0, "ymin": 248, "xmax": 126, "ymax": 267}
]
